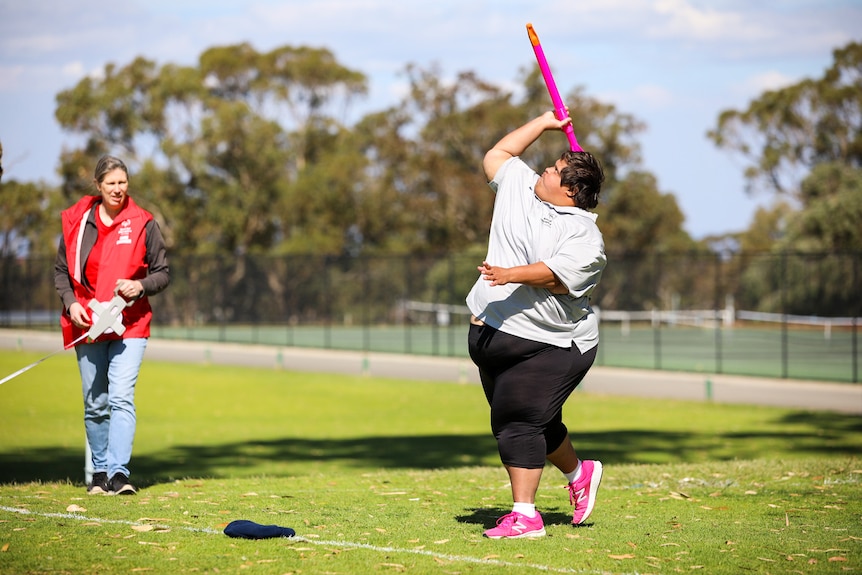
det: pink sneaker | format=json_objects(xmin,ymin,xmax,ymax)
[
  {"xmin": 483, "ymin": 511, "xmax": 546, "ymax": 539},
  {"xmin": 568, "ymin": 460, "xmax": 603, "ymax": 525}
]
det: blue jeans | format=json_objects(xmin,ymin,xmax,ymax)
[{"xmin": 76, "ymin": 338, "xmax": 148, "ymax": 479}]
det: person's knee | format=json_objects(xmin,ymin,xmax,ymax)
[
  {"xmin": 497, "ymin": 425, "xmax": 546, "ymax": 468},
  {"xmin": 544, "ymin": 422, "xmax": 569, "ymax": 456}
]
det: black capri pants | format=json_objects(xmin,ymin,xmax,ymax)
[{"xmin": 468, "ymin": 322, "xmax": 597, "ymax": 469}]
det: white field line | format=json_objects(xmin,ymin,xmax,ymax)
[
  {"xmin": 0, "ymin": 505, "xmax": 221, "ymax": 535},
  {"xmin": 0, "ymin": 505, "xmax": 625, "ymax": 575}
]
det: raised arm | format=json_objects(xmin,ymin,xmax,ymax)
[{"xmin": 483, "ymin": 111, "xmax": 572, "ymax": 181}]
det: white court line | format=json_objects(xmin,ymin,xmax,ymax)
[{"xmin": 0, "ymin": 505, "xmax": 622, "ymax": 575}]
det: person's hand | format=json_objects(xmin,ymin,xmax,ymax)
[
  {"xmin": 478, "ymin": 261, "xmax": 512, "ymax": 287},
  {"xmin": 115, "ymin": 279, "xmax": 144, "ymax": 300},
  {"xmin": 68, "ymin": 302, "xmax": 90, "ymax": 329},
  {"xmin": 541, "ymin": 109, "xmax": 572, "ymax": 132}
]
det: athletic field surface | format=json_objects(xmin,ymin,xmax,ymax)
[{"xmin": 1, "ymin": 329, "xmax": 859, "ymax": 414}]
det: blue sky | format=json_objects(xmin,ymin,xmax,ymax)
[{"xmin": 1, "ymin": 0, "xmax": 860, "ymax": 239}]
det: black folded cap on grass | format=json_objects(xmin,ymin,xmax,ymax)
[{"xmin": 223, "ymin": 519, "xmax": 296, "ymax": 539}]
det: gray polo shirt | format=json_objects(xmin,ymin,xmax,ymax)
[{"xmin": 466, "ymin": 156, "xmax": 606, "ymax": 351}]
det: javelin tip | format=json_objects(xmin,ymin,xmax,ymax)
[{"xmin": 526, "ymin": 23, "xmax": 539, "ymax": 46}]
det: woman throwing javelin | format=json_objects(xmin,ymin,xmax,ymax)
[{"xmin": 467, "ymin": 111, "xmax": 606, "ymax": 539}]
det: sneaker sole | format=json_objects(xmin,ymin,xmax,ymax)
[
  {"xmin": 111, "ymin": 487, "xmax": 137, "ymax": 495},
  {"xmin": 484, "ymin": 528, "xmax": 546, "ymax": 539},
  {"xmin": 573, "ymin": 461, "xmax": 603, "ymax": 525}
]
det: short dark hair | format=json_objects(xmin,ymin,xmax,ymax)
[{"xmin": 560, "ymin": 151, "xmax": 604, "ymax": 209}]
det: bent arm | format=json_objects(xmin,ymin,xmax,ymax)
[
  {"xmin": 54, "ymin": 236, "xmax": 79, "ymax": 311},
  {"xmin": 483, "ymin": 111, "xmax": 572, "ymax": 181},
  {"xmin": 54, "ymin": 237, "xmax": 91, "ymax": 328},
  {"xmin": 139, "ymin": 219, "xmax": 170, "ymax": 296},
  {"xmin": 478, "ymin": 261, "xmax": 567, "ymax": 294}
]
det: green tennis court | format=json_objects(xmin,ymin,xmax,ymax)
[{"xmin": 150, "ymin": 321, "xmax": 860, "ymax": 383}]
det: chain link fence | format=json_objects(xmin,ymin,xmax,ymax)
[{"xmin": 1, "ymin": 251, "xmax": 859, "ymax": 382}]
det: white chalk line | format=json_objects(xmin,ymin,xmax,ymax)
[
  {"xmin": 0, "ymin": 505, "xmax": 221, "ymax": 534},
  {"xmin": 0, "ymin": 505, "xmax": 624, "ymax": 575}
]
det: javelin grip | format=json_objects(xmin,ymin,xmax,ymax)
[{"xmin": 526, "ymin": 23, "xmax": 583, "ymax": 152}]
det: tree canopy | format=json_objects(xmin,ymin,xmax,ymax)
[
  {"xmin": 9, "ymin": 41, "xmax": 688, "ymax": 261},
  {"xmin": 709, "ymin": 42, "xmax": 862, "ymax": 197},
  {"xmin": 5, "ymin": 40, "xmax": 860, "ymax": 261},
  {"xmin": 2, "ymin": 41, "xmax": 859, "ymax": 323},
  {"xmin": 710, "ymin": 41, "xmax": 862, "ymax": 252}
]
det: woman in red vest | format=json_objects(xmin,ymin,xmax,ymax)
[{"xmin": 54, "ymin": 155, "xmax": 170, "ymax": 495}]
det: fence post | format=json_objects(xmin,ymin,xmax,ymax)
[
  {"xmin": 447, "ymin": 255, "xmax": 456, "ymax": 357},
  {"xmin": 714, "ymin": 252, "xmax": 723, "ymax": 375},
  {"xmin": 853, "ymin": 316, "xmax": 858, "ymax": 384},
  {"xmin": 781, "ymin": 251, "xmax": 788, "ymax": 379},
  {"xmin": 653, "ymin": 254, "xmax": 662, "ymax": 370},
  {"xmin": 404, "ymin": 255, "xmax": 413, "ymax": 354},
  {"xmin": 362, "ymin": 255, "xmax": 370, "ymax": 353},
  {"xmin": 324, "ymin": 256, "xmax": 332, "ymax": 349},
  {"xmin": 854, "ymin": 254, "xmax": 859, "ymax": 384}
]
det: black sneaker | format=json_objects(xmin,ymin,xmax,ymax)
[
  {"xmin": 87, "ymin": 472, "xmax": 110, "ymax": 495},
  {"xmin": 109, "ymin": 472, "xmax": 137, "ymax": 495}
]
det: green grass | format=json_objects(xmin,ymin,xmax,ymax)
[{"xmin": 0, "ymin": 349, "xmax": 860, "ymax": 574}]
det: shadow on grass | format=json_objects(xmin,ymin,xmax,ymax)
[
  {"xmin": 456, "ymin": 507, "xmax": 589, "ymax": 530},
  {"xmin": 1, "ymin": 408, "xmax": 859, "ymax": 486}
]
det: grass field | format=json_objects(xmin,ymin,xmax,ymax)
[{"xmin": 0, "ymin": 349, "xmax": 860, "ymax": 574}]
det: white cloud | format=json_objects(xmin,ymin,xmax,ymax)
[
  {"xmin": 633, "ymin": 84, "xmax": 676, "ymax": 108},
  {"xmin": 60, "ymin": 61, "xmax": 86, "ymax": 79},
  {"xmin": 649, "ymin": 0, "xmax": 769, "ymax": 42},
  {"xmin": 734, "ymin": 70, "xmax": 798, "ymax": 99},
  {"xmin": 4, "ymin": 33, "xmax": 68, "ymax": 55},
  {"xmin": 0, "ymin": 64, "xmax": 78, "ymax": 93},
  {"xmin": 0, "ymin": 66, "xmax": 25, "ymax": 91},
  {"xmin": 599, "ymin": 83, "xmax": 676, "ymax": 112}
]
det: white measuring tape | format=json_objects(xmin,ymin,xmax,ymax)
[{"xmin": 0, "ymin": 292, "xmax": 133, "ymax": 386}]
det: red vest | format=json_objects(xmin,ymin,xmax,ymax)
[{"xmin": 60, "ymin": 196, "xmax": 154, "ymax": 345}]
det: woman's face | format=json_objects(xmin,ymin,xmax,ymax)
[{"xmin": 97, "ymin": 168, "xmax": 129, "ymax": 214}]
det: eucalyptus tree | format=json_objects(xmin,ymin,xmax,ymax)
[
  {"xmin": 709, "ymin": 42, "xmax": 861, "ymax": 199},
  {"xmin": 54, "ymin": 44, "xmax": 368, "ymax": 257},
  {"xmin": 710, "ymin": 42, "xmax": 862, "ymax": 314},
  {"xmin": 53, "ymin": 44, "xmax": 368, "ymax": 323}
]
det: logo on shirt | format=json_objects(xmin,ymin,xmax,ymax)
[{"xmin": 116, "ymin": 219, "xmax": 133, "ymax": 245}]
